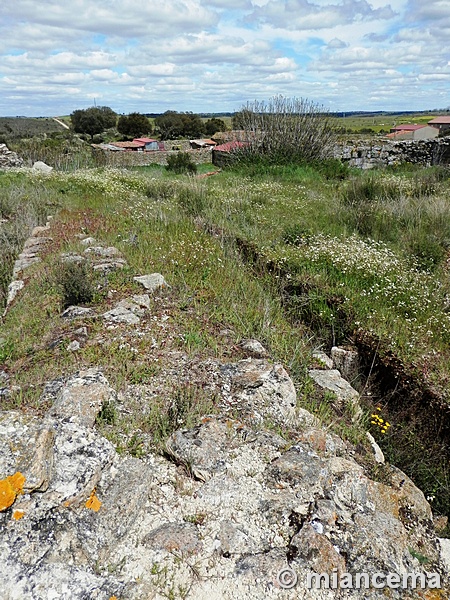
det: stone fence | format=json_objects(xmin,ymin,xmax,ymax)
[
  {"xmin": 334, "ymin": 137, "xmax": 450, "ymax": 169},
  {"xmin": 92, "ymin": 146, "xmax": 213, "ymax": 168}
]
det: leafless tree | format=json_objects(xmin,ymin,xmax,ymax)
[{"xmin": 234, "ymin": 95, "xmax": 336, "ymax": 165}]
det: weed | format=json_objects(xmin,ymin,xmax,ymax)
[
  {"xmin": 283, "ymin": 224, "xmax": 313, "ymax": 246},
  {"xmin": 55, "ymin": 261, "xmax": 94, "ymax": 309},
  {"xmin": 408, "ymin": 547, "xmax": 431, "ymax": 565},
  {"xmin": 96, "ymin": 399, "xmax": 117, "ymax": 425},
  {"xmin": 166, "ymin": 152, "xmax": 197, "ymax": 175}
]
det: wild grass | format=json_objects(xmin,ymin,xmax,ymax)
[
  {"xmin": 1, "ymin": 161, "xmax": 450, "ymax": 521},
  {"xmin": 0, "ymin": 172, "xmax": 59, "ymax": 308}
]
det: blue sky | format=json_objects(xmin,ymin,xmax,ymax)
[{"xmin": 0, "ymin": 0, "xmax": 449, "ymax": 116}]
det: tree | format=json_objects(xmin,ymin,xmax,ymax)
[
  {"xmin": 233, "ymin": 96, "xmax": 336, "ymax": 165},
  {"xmin": 232, "ymin": 109, "xmax": 252, "ymax": 130},
  {"xmin": 70, "ymin": 106, "xmax": 117, "ymax": 140},
  {"xmin": 117, "ymin": 112, "xmax": 152, "ymax": 138},
  {"xmin": 204, "ymin": 118, "xmax": 226, "ymax": 137},
  {"xmin": 180, "ymin": 112, "xmax": 205, "ymax": 139},
  {"xmin": 155, "ymin": 111, "xmax": 205, "ymax": 140},
  {"xmin": 154, "ymin": 111, "xmax": 185, "ymax": 140}
]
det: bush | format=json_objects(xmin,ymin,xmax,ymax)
[
  {"xmin": 56, "ymin": 261, "xmax": 94, "ymax": 309},
  {"xmin": 232, "ymin": 95, "xmax": 336, "ymax": 166},
  {"xmin": 314, "ymin": 158, "xmax": 350, "ymax": 180},
  {"xmin": 166, "ymin": 152, "xmax": 197, "ymax": 175}
]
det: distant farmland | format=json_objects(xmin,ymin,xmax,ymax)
[{"xmin": 0, "ymin": 117, "xmax": 67, "ymax": 139}]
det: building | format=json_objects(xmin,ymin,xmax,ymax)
[
  {"xmin": 189, "ymin": 139, "xmax": 217, "ymax": 149},
  {"xmin": 427, "ymin": 116, "xmax": 450, "ymax": 136},
  {"xmin": 109, "ymin": 141, "xmax": 145, "ymax": 151},
  {"xmin": 387, "ymin": 125, "xmax": 439, "ymax": 141},
  {"xmin": 133, "ymin": 138, "xmax": 159, "ymax": 151},
  {"xmin": 212, "ymin": 141, "xmax": 247, "ymax": 167}
]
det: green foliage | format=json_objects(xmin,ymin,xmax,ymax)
[
  {"xmin": 408, "ymin": 233, "xmax": 446, "ymax": 271},
  {"xmin": 408, "ymin": 548, "xmax": 431, "ymax": 565},
  {"xmin": 96, "ymin": 399, "xmax": 117, "ymax": 425},
  {"xmin": 0, "ymin": 117, "xmax": 67, "ymax": 141},
  {"xmin": 313, "ymin": 158, "xmax": 350, "ymax": 180},
  {"xmin": 55, "ymin": 261, "xmax": 94, "ymax": 309},
  {"xmin": 282, "ymin": 224, "xmax": 313, "ymax": 246},
  {"xmin": 166, "ymin": 152, "xmax": 197, "ymax": 175},
  {"xmin": 70, "ymin": 106, "xmax": 117, "ymax": 140},
  {"xmin": 117, "ymin": 112, "xmax": 152, "ymax": 138},
  {"xmin": 155, "ymin": 111, "xmax": 205, "ymax": 140},
  {"xmin": 204, "ymin": 117, "xmax": 226, "ymax": 137}
]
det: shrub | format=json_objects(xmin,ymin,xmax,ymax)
[
  {"xmin": 166, "ymin": 152, "xmax": 197, "ymax": 175},
  {"xmin": 56, "ymin": 261, "xmax": 94, "ymax": 309},
  {"xmin": 314, "ymin": 158, "xmax": 350, "ymax": 180},
  {"xmin": 233, "ymin": 95, "xmax": 336, "ymax": 166}
]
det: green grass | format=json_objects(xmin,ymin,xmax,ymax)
[
  {"xmin": 1, "ymin": 160, "xmax": 450, "ymax": 523},
  {"xmin": 333, "ymin": 111, "xmax": 441, "ymax": 135}
]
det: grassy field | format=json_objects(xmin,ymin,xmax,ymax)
[
  {"xmin": 333, "ymin": 112, "xmax": 441, "ymax": 134},
  {"xmin": 1, "ymin": 152, "xmax": 449, "ymax": 525},
  {"xmin": 0, "ymin": 117, "xmax": 67, "ymax": 140}
]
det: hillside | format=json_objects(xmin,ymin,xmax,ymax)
[
  {"xmin": 0, "ymin": 157, "xmax": 450, "ymax": 598},
  {"xmin": 0, "ymin": 117, "xmax": 68, "ymax": 139}
]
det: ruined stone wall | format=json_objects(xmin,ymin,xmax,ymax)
[
  {"xmin": 0, "ymin": 143, "xmax": 24, "ymax": 168},
  {"xmin": 92, "ymin": 147, "xmax": 213, "ymax": 168},
  {"xmin": 335, "ymin": 137, "xmax": 450, "ymax": 169}
]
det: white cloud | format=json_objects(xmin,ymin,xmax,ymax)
[{"xmin": 0, "ymin": 0, "xmax": 448, "ymax": 115}]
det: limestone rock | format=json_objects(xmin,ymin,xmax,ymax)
[
  {"xmin": 0, "ymin": 143, "xmax": 24, "ymax": 168},
  {"xmin": 220, "ymin": 358, "xmax": 297, "ymax": 426},
  {"xmin": 439, "ymin": 538, "xmax": 450, "ymax": 572},
  {"xmin": 331, "ymin": 345, "xmax": 359, "ymax": 383},
  {"xmin": 0, "ymin": 412, "xmax": 54, "ymax": 493},
  {"xmin": 102, "ymin": 305, "xmax": 141, "ymax": 325},
  {"xmin": 308, "ymin": 368, "xmax": 362, "ymax": 419},
  {"xmin": 32, "ymin": 160, "xmax": 53, "ymax": 173},
  {"xmin": 84, "ymin": 245, "xmax": 120, "ymax": 258},
  {"xmin": 239, "ymin": 338, "xmax": 269, "ymax": 358},
  {"xmin": 61, "ymin": 305, "xmax": 95, "ymax": 319},
  {"xmin": 92, "ymin": 259, "xmax": 127, "ymax": 272},
  {"xmin": 366, "ymin": 431, "xmax": 385, "ymax": 464},
  {"xmin": 133, "ymin": 272, "xmax": 168, "ymax": 292},
  {"xmin": 0, "ymin": 366, "xmax": 448, "ymax": 600},
  {"xmin": 5, "ymin": 279, "xmax": 24, "ymax": 307},
  {"xmin": 311, "ymin": 350, "xmax": 333, "ymax": 369},
  {"xmin": 47, "ymin": 368, "xmax": 114, "ymax": 428}
]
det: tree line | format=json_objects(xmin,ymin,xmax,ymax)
[{"xmin": 69, "ymin": 106, "xmax": 227, "ymax": 140}]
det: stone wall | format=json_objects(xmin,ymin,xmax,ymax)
[
  {"xmin": 335, "ymin": 137, "xmax": 450, "ymax": 169},
  {"xmin": 92, "ymin": 146, "xmax": 213, "ymax": 168},
  {"xmin": 0, "ymin": 143, "xmax": 24, "ymax": 168}
]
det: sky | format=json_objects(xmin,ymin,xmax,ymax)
[{"xmin": 1, "ymin": 0, "xmax": 449, "ymax": 116}]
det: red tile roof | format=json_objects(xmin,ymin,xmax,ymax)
[
  {"xmin": 110, "ymin": 141, "xmax": 144, "ymax": 149},
  {"xmin": 214, "ymin": 141, "xmax": 247, "ymax": 152},
  {"xmin": 133, "ymin": 138, "xmax": 157, "ymax": 143},
  {"xmin": 391, "ymin": 124, "xmax": 425, "ymax": 131}
]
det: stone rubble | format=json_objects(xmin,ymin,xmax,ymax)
[
  {"xmin": 0, "ymin": 143, "xmax": 24, "ymax": 168},
  {"xmin": 3, "ymin": 222, "xmax": 53, "ymax": 317},
  {"xmin": 0, "ymin": 362, "xmax": 448, "ymax": 600}
]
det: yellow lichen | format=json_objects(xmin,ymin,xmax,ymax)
[
  {"xmin": 13, "ymin": 509, "xmax": 25, "ymax": 520},
  {"xmin": 0, "ymin": 472, "xmax": 26, "ymax": 511},
  {"xmin": 85, "ymin": 489, "xmax": 102, "ymax": 512}
]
